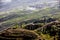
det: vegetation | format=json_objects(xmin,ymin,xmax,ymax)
[{"xmin": 0, "ymin": 7, "xmax": 60, "ymax": 40}]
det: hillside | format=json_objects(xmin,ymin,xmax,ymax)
[
  {"xmin": 0, "ymin": 0, "xmax": 60, "ymax": 40},
  {"xmin": 0, "ymin": 7, "xmax": 60, "ymax": 40}
]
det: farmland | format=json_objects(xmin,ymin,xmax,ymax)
[{"xmin": 0, "ymin": 7, "xmax": 60, "ymax": 40}]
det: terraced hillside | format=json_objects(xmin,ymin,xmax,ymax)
[{"xmin": 0, "ymin": 7, "xmax": 60, "ymax": 40}]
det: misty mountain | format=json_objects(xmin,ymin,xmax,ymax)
[{"xmin": 0, "ymin": 0, "xmax": 59, "ymax": 12}]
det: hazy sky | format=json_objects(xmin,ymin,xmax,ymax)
[
  {"xmin": 1, "ymin": 0, "xmax": 57, "ymax": 2},
  {"xmin": 1, "ymin": 0, "xmax": 12, "ymax": 2}
]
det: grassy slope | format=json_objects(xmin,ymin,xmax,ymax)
[{"xmin": 0, "ymin": 7, "xmax": 60, "ymax": 40}]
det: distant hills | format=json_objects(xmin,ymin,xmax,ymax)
[{"xmin": 0, "ymin": 0, "xmax": 59, "ymax": 12}]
